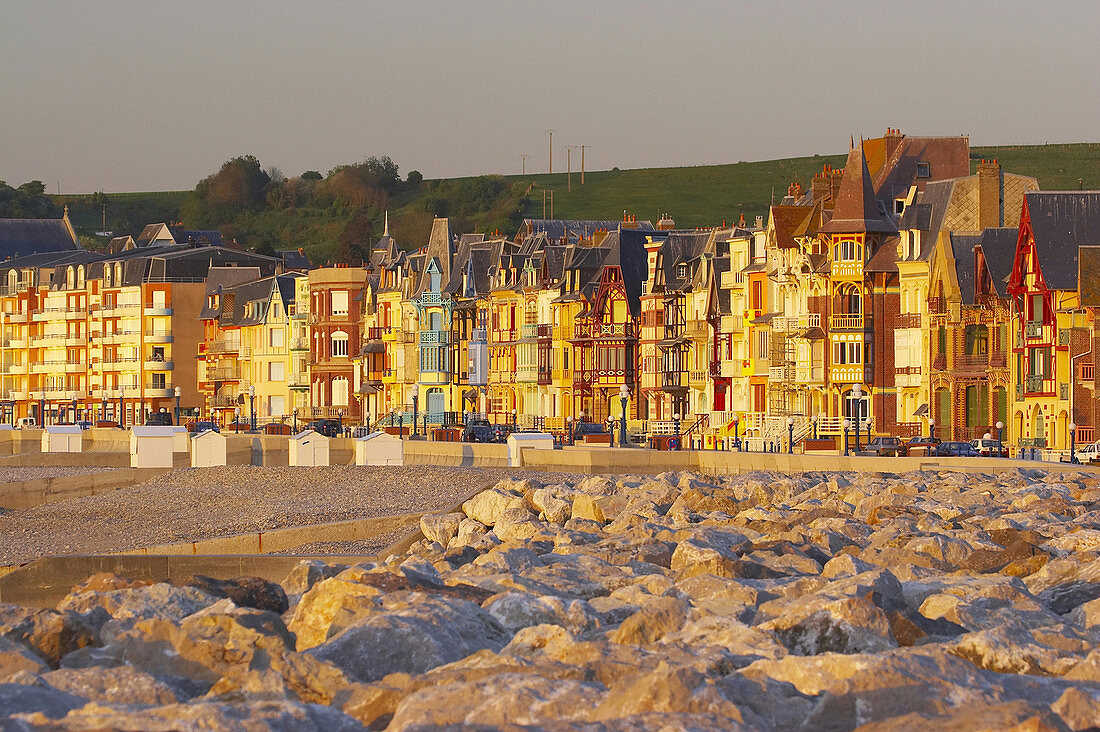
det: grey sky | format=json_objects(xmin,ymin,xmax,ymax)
[{"xmin": 2, "ymin": 0, "xmax": 1097, "ymax": 193}]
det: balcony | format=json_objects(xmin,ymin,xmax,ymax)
[
  {"xmin": 206, "ymin": 367, "xmax": 240, "ymax": 381},
  {"xmin": 144, "ymin": 306, "xmax": 173, "ymax": 316},
  {"xmin": 769, "ymin": 365, "xmax": 795, "ymax": 382},
  {"xmin": 143, "ymin": 359, "xmax": 174, "ymax": 371},
  {"xmin": 573, "ymin": 321, "xmax": 636, "ymax": 340},
  {"xmin": 144, "ymin": 329, "xmax": 173, "ymax": 343},
  {"xmin": 720, "ymin": 315, "xmax": 744, "ymax": 333},
  {"xmin": 471, "ymin": 328, "xmax": 488, "ymax": 343},
  {"xmin": 689, "ymin": 369, "xmax": 708, "ymax": 386},
  {"xmin": 208, "ymin": 340, "xmax": 240, "ymax": 354},
  {"xmin": 211, "ymin": 395, "xmax": 240, "ymax": 408},
  {"xmin": 5, "ymin": 312, "xmax": 29, "ymax": 323},
  {"xmin": 65, "ymin": 307, "xmax": 88, "ymax": 319},
  {"xmin": 142, "ymin": 387, "xmax": 174, "ymax": 398},
  {"xmin": 420, "ymin": 330, "xmax": 451, "ymax": 345},
  {"xmin": 492, "ymin": 329, "xmax": 517, "ymax": 344},
  {"xmin": 537, "ymin": 368, "xmax": 551, "ymax": 386},
  {"xmin": 686, "ymin": 323, "xmax": 710, "ymax": 341},
  {"xmin": 955, "ymin": 354, "xmax": 988, "ymax": 371},
  {"xmin": 830, "ymin": 314, "xmax": 868, "ymax": 330},
  {"xmin": 896, "ymin": 313, "xmax": 922, "ymax": 329},
  {"xmin": 289, "ymin": 337, "xmax": 309, "ymax": 351},
  {"xmin": 1024, "ymin": 374, "xmax": 1051, "ymax": 395},
  {"xmin": 520, "ymin": 324, "xmax": 538, "ymax": 340},
  {"xmin": 420, "ymin": 291, "xmax": 443, "ymax": 306},
  {"xmin": 1025, "ymin": 322, "xmax": 1043, "ymax": 339},
  {"xmin": 2, "ymin": 337, "xmax": 27, "ymax": 348},
  {"xmin": 661, "ymin": 373, "xmax": 684, "ymax": 390},
  {"xmin": 289, "ymin": 372, "xmax": 310, "ymax": 390},
  {"xmin": 536, "ymin": 325, "xmax": 552, "ymax": 339},
  {"xmin": 927, "ymin": 297, "xmax": 946, "ymax": 314},
  {"xmin": 720, "ymin": 270, "xmax": 746, "ymax": 289}
]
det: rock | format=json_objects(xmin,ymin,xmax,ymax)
[
  {"xmin": 483, "ymin": 591, "xmax": 599, "ymax": 635},
  {"xmin": 288, "ymin": 577, "xmax": 383, "ymax": 651},
  {"xmin": 851, "ymin": 700, "xmax": 1074, "ymax": 732},
  {"xmin": 1067, "ymin": 595, "xmax": 1100, "ymax": 628},
  {"xmin": 610, "ymin": 596, "xmax": 688, "ymax": 645},
  {"xmin": 0, "ymin": 635, "xmax": 49, "ymax": 680},
  {"xmin": 462, "ymin": 487, "xmax": 526, "ymax": 526},
  {"xmin": 172, "ymin": 575, "xmax": 289, "ymax": 615},
  {"xmin": 594, "ymin": 661, "xmax": 749, "ymax": 722},
  {"xmin": 309, "ymin": 595, "xmax": 510, "ymax": 683},
  {"xmin": 821, "ymin": 553, "xmax": 878, "ymax": 578},
  {"xmin": 419, "ymin": 512, "xmax": 463, "ymax": 546},
  {"xmin": 572, "ymin": 493, "xmax": 629, "ymax": 524},
  {"xmin": 948, "ymin": 622, "xmax": 1093, "ymax": 675},
  {"xmin": 1052, "ymin": 687, "xmax": 1100, "ymax": 731},
  {"xmin": 493, "ymin": 506, "xmax": 542, "ymax": 543},
  {"xmin": 13, "ymin": 699, "xmax": 366, "ymax": 730},
  {"xmin": 0, "ymin": 681, "xmax": 86, "ymax": 719},
  {"xmin": 41, "ymin": 665, "xmax": 180, "ymax": 705},
  {"xmin": 661, "ymin": 616, "xmax": 787, "ymax": 665},
  {"xmin": 453, "ymin": 517, "xmax": 488, "ymax": 548},
  {"xmin": 281, "ymin": 559, "xmax": 347, "ymax": 598},
  {"xmin": 761, "ymin": 596, "xmax": 897, "ymax": 655},
  {"xmin": 0, "ymin": 604, "xmax": 98, "ymax": 668},
  {"xmin": 1038, "ymin": 580, "xmax": 1100, "ymax": 615},
  {"xmin": 66, "ymin": 572, "xmax": 152, "ymax": 594},
  {"xmin": 56, "ymin": 582, "xmax": 220, "ymax": 641},
  {"xmin": 530, "ymin": 488, "xmax": 572, "ymax": 523}
]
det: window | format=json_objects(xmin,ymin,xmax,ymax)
[
  {"xmin": 751, "ymin": 281, "xmax": 762, "ymax": 310},
  {"xmin": 331, "ymin": 291, "xmax": 349, "ymax": 316},
  {"xmin": 269, "ymin": 361, "xmax": 285, "ymax": 381},
  {"xmin": 269, "ymin": 328, "xmax": 284, "ymax": 348},
  {"xmin": 894, "ymin": 199, "xmax": 906, "ymax": 216},
  {"xmin": 916, "ymin": 162, "xmax": 930, "ymax": 178},
  {"xmin": 151, "ymin": 373, "xmax": 166, "ymax": 389},
  {"xmin": 331, "ymin": 377, "xmax": 349, "ymax": 407},
  {"xmin": 268, "ymin": 395, "xmax": 284, "ymax": 417},
  {"xmin": 832, "ymin": 340, "xmax": 862, "ymax": 365},
  {"xmin": 331, "ymin": 331, "xmax": 348, "ymax": 357},
  {"xmin": 1029, "ymin": 294, "xmax": 1044, "ymax": 323},
  {"xmin": 677, "ymin": 264, "xmax": 687, "ymax": 279}
]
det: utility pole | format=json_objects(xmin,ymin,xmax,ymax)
[
  {"xmin": 520, "ymin": 155, "xmax": 527, "ymax": 175},
  {"xmin": 542, "ymin": 190, "xmax": 554, "ymax": 219},
  {"xmin": 579, "ymin": 145, "xmax": 589, "ymax": 184},
  {"xmin": 546, "ymin": 129, "xmax": 556, "ymax": 174},
  {"xmin": 564, "ymin": 146, "xmax": 577, "ymax": 192}
]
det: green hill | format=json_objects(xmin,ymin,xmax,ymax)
[{"xmin": 52, "ymin": 142, "xmax": 1100, "ymax": 261}]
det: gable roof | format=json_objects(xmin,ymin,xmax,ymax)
[
  {"xmin": 0, "ymin": 216, "xmax": 80, "ymax": 259},
  {"xmin": 819, "ymin": 144, "xmax": 897, "ymax": 234},
  {"xmin": 1025, "ymin": 191, "xmax": 1100, "ymax": 291},
  {"xmin": 975, "ymin": 228, "xmax": 1018, "ymax": 298}
]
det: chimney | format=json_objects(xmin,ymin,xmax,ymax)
[
  {"xmin": 811, "ymin": 170, "xmax": 829, "ymax": 201},
  {"xmin": 884, "ymin": 127, "xmax": 903, "ymax": 161},
  {"xmin": 977, "ymin": 158, "xmax": 1002, "ymax": 229},
  {"xmin": 755, "ymin": 216, "xmax": 764, "ymax": 229}
]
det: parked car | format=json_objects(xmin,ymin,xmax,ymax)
[
  {"xmin": 898, "ymin": 435, "xmax": 941, "ymax": 456},
  {"xmin": 144, "ymin": 412, "xmax": 173, "ymax": 427},
  {"xmin": 15, "ymin": 417, "xmax": 36, "ymax": 429},
  {"xmin": 491, "ymin": 424, "xmax": 515, "ymax": 443},
  {"xmin": 189, "ymin": 420, "xmax": 220, "ymax": 434},
  {"xmin": 970, "ymin": 438, "xmax": 1008, "ymax": 457},
  {"xmin": 462, "ymin": 418, "xmax": 493, "ymax": 443},
  {"xmin": 863, "ymin": 436, "xmax": 902, "ymax": 456},
  {"xmin": 305, "ymin": 419, "xmax": 342, "ymax": 437},
  {"xmin": 74, "ymin": 421, "xmax": 94, "ymax": 431},
  {"xmin": 1076, "ymin": 440, "xmax": 1100, "ymax": 463},
  {"xmin": 936, "ymin": 441, "xmax": 981, "ymax": 457},
  {"xmin": 572, "ymin": 421, "xmax": 610, "ymax": 440}
]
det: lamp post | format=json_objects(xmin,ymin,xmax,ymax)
[
  {"xmin": 174, "ymin": 386, "xmax": 182, "ymax": 426},
  {"xmin": 248, "ymin": 384, "xmax": 256, "ymax": 432},
  {"xmin": 673, "ymin": 412, "xmax": 681, "ymax": 450},
  {"xmin": 1070, "ymin": 422, "xmax": 1078, "ymax": 464},
  {"xmin": 100, "ymin": 389, "xmax": 107, "ymax": 426},
  {"xmin": 843, "ymin": 419, "xmax": 851, "ymax": 456},
  {"xmin": 411, "ymin": 384, "xmax": 419, "ymax": 437},
  {"xmin": 463, "ymin": 409, "xmax": 470, "ymax": 426},
  {"xmin": 119, "ymin": 386, "xmax": 125, "ymax": 430},
  {"xmin": 293, "ymin": 407, "xmax": 298, "ymax": 433},
  {"xmin": 996, "ymin": 420, "xmax": 1004, "ymax": 457},
  {"xmin": 619, "ymin": 384, "xmax": 629, "ymax": 447},
  {"xmin": 338, "ymin": 408, "xmax": 344, "ymax": 437},
  {"xmin": 733, "ymin": 414, "xmax": 741, "ymax": 451},
  {"xmin": 812, "ymin": 413, "xmax": 819, "ymax": 440},
  {"xmin": 234, "ymin": 408, "xmax": 240, "ymax": 434},
  {"xmin": 929, "ymin": 417, "xmax": 936, "ymax": 440},
  {"xmin": 787, "ymin": 416, "xmax": 795, "ymax": 454},
  {"xmin": 567, "ymin": 415, "xmax": 573, "ymax": 446},
  {"xmin": 851, "ymin": 383, "xmax": 863, "ymax": 452},
  {"xmin": 511, "ymin": 408, "xmax": 517, "ymax": 432}
]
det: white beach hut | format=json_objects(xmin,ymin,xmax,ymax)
[{"xmin": 289, "ymin": 430, "xmax": 329, "ymax": 467}]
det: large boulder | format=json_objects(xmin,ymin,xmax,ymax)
[
  {"xmin": 462, "ymin": 487, "xmax": 526, "ymax": 527},
  {"xmin": 419, "ymin": 512, "xmax": 463, "ymax": 546},
  {"xmin": 0, "ymin": 604, "xmax": 99, "ymax": 667},
  {"xmin": 288, "ymin": 577, "xmax": 383, "ymax": 651},
  {"xmin": 483, "ymin": 591, "xmax": 600, "ymax": 635},
  {"xmin": 41, "ymin": 665, "xmax": 180, "ymax": 705}
]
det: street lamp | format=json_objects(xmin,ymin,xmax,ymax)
[
  {"xmin": 673, "ymin": 412, "xmax": 681, "ymax": 450},
  {"xmin": 1070, "ymin": 422, "xmax": 1078, "ymax": 464},
  {"xmin": 619, "ymin": 384, "xmax": 629, "ymax": 447},
  {"xmin": 174, "ymin": 386, "xmax": 182, "ymax": 426},
  {"xmin": 787, "ymin": 416, "xmax": 795, "ymax": 454},
  {"xmin": 463, "ymin": 409, "xmax": 470, "ymax": 426},
  {"xmin": 733, "ymin": 414, "xmax": 741, "ymax": 451},
  {"xmin": 851, "ymin": 383, "xmax": 863, "ymax": 452},
  {"xmin": 338, "ymin": 408, "xmax": 344, "ymax": 437},
  {"xmin": 248, "ymin": 384, "xmax": 256, "ymax": 432},
  {"xmin": 100, "ymin": 389, "xmax": 107, "ymax": 425},
  {"xmin": 293, "ymin": 407, "xmax": 298, "ymax": 433},
  {"xmin": 411, "ymin": 384, "xmax": 419, "ymax": 437},
  {"xmin": 842, "ymin": 419, "xmax": 851, "ymax": 456},
  {"xmin": 929, "ymin": 417, "xmax": 936, "ymax": 440},
  {"xmin": 512, "ymin": 408, "xmax": 517, "ymax": 431},
  {"xmin": 119, "ymin": 385, "xmax": 125, "ymax": 430},
  {"xmin": 996, "ymin": 420, "xmax": 1004, "ymax": 457},
  {"xmin": 566, "ymin": 415, "xmax": 574, "ymax": 446},
  {"xmin": 812, "ymin": 413, "xmax": 819, "ymax": 440},
  {"xmin": 234, "ymin": 408, "xmax": 240, "ymax": 433}
]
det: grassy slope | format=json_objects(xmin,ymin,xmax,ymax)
[{"xmin": 52, "ymin": 143, "xmax": 1100, "ymax": 256}]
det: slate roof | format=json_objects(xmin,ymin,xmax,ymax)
[
  {"xmin": 865, "ymin": 235, "xmax": 901, "ymax": 273},
  {"xmin": 516, "ymin": 219, "xmax": 653, "ymax": 245},
  {"xmin": 950, "ymin": 234, "xmax": 981, "ymax": 305},
  {"xmin": 768, "ymin": 206, "xmax": 812, "ymax": 249},
  {"xmin": 975, "ymin": 228, "xmax": 1018, "ymax": 298},
  {"xmin": 1025, "ymin": 191, "xmax": 1100, "ymax": 291},
  {"xmin": 872, "ymin": 135, "xmax": 970, "ymax": 203},
  {"xmin": 0, "ymin": 217, "xmax": 80, "ymax": 259},
  {"xmin": 820, "ymin": 145, "xmax": 897, "ymax": 234}
]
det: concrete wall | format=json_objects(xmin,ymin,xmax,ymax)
[
  {"xmin": 0, "ymin": 467, "xmax": 172, "ymax": 509},
  {"xmin": 401, "ymin": 440, "xmax": 509, "ymax": 467}
]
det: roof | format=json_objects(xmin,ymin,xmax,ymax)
[
  {"xmin": 820, "ymin": 144, "xmax": 897, "ymax": 234},
  {"xmin": 975, "ymin": 228, "xmax": 1018, "ymax": 298},
  {"xmin": 865, "ymin": 235, "xmax": 901, "ymax": 273},
  {"xmin": 950, "ymin": 233, "xmax": 981, "ymax": 305},
  {"xmin": 516, "ymin": 219, "xmax": 653, "ymax": 245},
  {"xmin": 871, "ymin": 135, "xmax": 970, "ymax": 202},
  {"xmin": 0, "ymin": 217, "xmax": 80, "ymax": 259},
  {"xmin": 1025, "ymin": 191, "xmax": 1100, "ymax": 291},
  {"xmin": 1081, "ymin": 246, "xmax": 1100, "ymax": 307},
  {"xmin": 769, "ymin": 206, "xmax": 812, "ymax": 249}
]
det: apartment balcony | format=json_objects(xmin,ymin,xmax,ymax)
[
  {"xmin": 1, "ymin": 363, "xmax": 28, "ymax": 375},
  {"xmin": 420, "ymin": 291, "xmax": 443, "ymax": 306},
  {"xmin": 205, "ymin": 367, "xmax": 240, "ymax": 381},
  {"xmin": 143, "ymin": 359, "xmax": 174, "ymax": 371},
  {"xmin": 520, "ymin": 324, "xmax": 538, "ymax": 340},
  {"xmin": 720, "ymin": 315, "xmax": 744, "ymax": 333},
  {"xmin": 102, "ymin": 329, "xmax": 141, "ymax": 343},
  {"xmin": 208, "ymin": 340, "xmax": 240, "ymax": 354},
  {"xmin": 720, "ymin": 270, "xmax": 746, "ymax": 289},
  {"xmin": 1025, "ymin": 322, "xmax": 1044, "ymax": 339},
  {"xmin": 686, "ymin": 323, "xmax": 710, "ymax": 341},
  {"xmin": 144, "ymin": 329, "xmax": 173, "ymax": 343},
  {"xmin": 64, "ymin": 360, "xmax": 87, "ymax": 373},
  {"xmin": 6, "ymin": 390, "xmax": 29, "ymax": 401},
  {"xmin": 5, "ymin": 312, "xmax": 29, "ymax": 323},
  {"xmin": 470, "ymin": 328, "xmax": 488, "ymax": 343},
  {"xmin": 769, "ymin": 365, "xmax": 796, "ymax": 382},
  {"xmin": 289, "ymin": 372, "xmax": 310, "ymax": 390},
  {"xmin": 689, "ymin": 369, "xmax": 709, "ymax": 387},
  {"xmin": 536, "ymin": 325, "xmax": 552, "ymax": 339},
  {"xmin": 830, "ymin": 314, "xmax": 869, "ymax": 330},
  {"xmin": 2, "ymin": 337, "xmax": 28, "ymax": 349},
  {"xmin": 144, "ymin": 306, "xmax": 173, "ymax": 316},
  {"xmin": 896, "ymin": 313, "xmax": 922, "ymax": 329},
  {"xmin": 573, "ymin": 321, "xmax": 635, "ymax": 340},
  {"xmin": 516, "ymin": 367, "xmax": 538, "ymax": 383},
  {"xmin": 211, "ymin": 395, "xmax": 240, "ymax": 408},
  {"xmin": 142, "ymin": 387, "xmax": 174, "ymax": 399},
  {"xmin": 1023, "ymin": 374, "xmax": 1053, "ymax": 395},
  {"xmin": 420, "ymin": 330, "xmax": 451, "ymax": 345},
  {"xmin": 955, "ymin": 354, "xmax": 989, "ymax": 371}
]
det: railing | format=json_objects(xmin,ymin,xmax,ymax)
[
  {"xmin": 211, "ymin": 395, "xmax": 240, "ymax": 408},
  {"xmin": 1025, "ymin": 322, "xmax": 1043, "ymax": 339},
  {"xmin": 471, "ymin": 328, "xmax": 488, "ymax": 343},
  {"xmin": 520, "ymin": 324, "xmax": 538, "ymax": 339},
  {"xmin": 896, "ymin": 313, "xmax": 922, "ymax": 329},
  {"xmin": 288, "ymin": 372, "xmax": 310, "ymax": 389},
  {"xmin": 206, "ymin": 368, "xmax": 241, "ymax": 381},
  {"xmin": 420, "ymin": 292, "xmax": 443, "ymax": 306},
  {"xmin": 573, "ymin": 321, "xmax": 635, "ymax": 339},
  {"xmin": 686, "ymin": 323, "xmax": 709, "ymax": 340},
  {"xmin": 928, "ymin": 297, "xmax": 946, "ymax": 314},
  {"xmin": 208, "ymin": 340, "xmax": 240, "ymax": 354},
  {"xmin": 830, "ymin": 314, "xmax": 866, "ymax": 330},
  {"xmin": 492, "ymin": 329, "xmax": 516, "ymax": 343},
  {"xmin": 769, "ymin": 365, "xmax": 795, "ymax": 382},
  {"xmin": 956, "ymin": 354, "xmax": 989, "ymax": 370},
  {"xmin": 289, "ymin": 337, "xmax": 309, "ymax": 350},
  {"xmin": 689, "ymin": 369, "xmax": 708, "ymax": 384},
  {"xmin": 536, "ymin": 325, "xmax": 552, "ymax": 339},
  {"xmin": 366, "ymin": 326, "xmax": 389, "ymax": 340},
  {"xmin": 1025, "ymin": 374, "xmax": 1049, "ymax": 394},
  {"xmin": 420, "ymin": 330, "xmax": 451, "ymax": 345}
]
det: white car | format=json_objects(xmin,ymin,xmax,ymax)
[{"xmin": 1077, "ymin": 441, "xmax": 1100, "ymax": 463}]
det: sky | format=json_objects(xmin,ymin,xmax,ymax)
[{"xmin": 2, "ymin": 0, "xmax": 1098, "ymax": 193}]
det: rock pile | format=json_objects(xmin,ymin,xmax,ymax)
[{"xmin": 3, "ymin": 468, "xmax": 1100, "ymax": 730}]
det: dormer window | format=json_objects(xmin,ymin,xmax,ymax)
[
  {"xmin": 894, "ymin": 199, "xmax": 906, "ymax": 216},
  {"xmin": 677, "ymin": 264, "xmax": 687, "ymax": 279},
  {"xmin": 916, "ymin": 162, "xmax": 930, "ymax": 178}
]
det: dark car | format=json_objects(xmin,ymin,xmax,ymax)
[
  {"xmin": 936, "ymin": 441, "xmax": 981, "ymax": 457},
  {"xmin": 572, "ymin": 421, "xmax": 609, "ymax": 439},
  {"xmin": 491, "ymin": 423, "xmax": 515, "ymax": 443},
  {"xmin": 306, "ymin": 419, "xmax": 342, "ymax": 437},
  {"xmin": 189, "ymin": 420, "xmax": 220, "ymax": 434},
  {"xmin": 144, "ymin": 412, "xmax": 173, "ymax": 427},
  {"xmin": 970, "ymin": 438, "xmax": 1008, "ymax": 457},
  {"xmin": 462, "ymin": 421, "xmax": 495, "ymax": 443},
  {"xmin": 862, "ymin": 436, "xmax": 902, "ymax": 456},
  {"xmin": 898, "ymin": 435, "xmax": 941, "ymax": 456},
  {"xmin": 462, "ymin": 418, "xmax": 492, "ymax": 442}
]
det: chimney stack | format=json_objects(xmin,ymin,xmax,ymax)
[{"xmin": 977, "ymin": 158, "xmax": 1002, "ymax": 229}]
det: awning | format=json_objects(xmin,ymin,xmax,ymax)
[
  {"xmin": 751, "ymin": 312, "xmax": 779, "ymax": 325},
  {"xmin": 357, "ymin": 384, "xmax": 379, "ymax": 395},
  {"xmin": 798, "ymin": 327, "xmax": 826, "ymax": 340},
  {"xmin": 463, "ymin": 388, "xmax": 479, "ymax": 402},
  {"xmin": 658, "ymin": 336, "xmax": 688, "ymax": 348},
  {"xmin": 361, "ymin": 342, "xmax": 385, "ymax": 354},
  {"xmin": 913, "ymin": 403, "xmax": 929, "ymax": 417}
]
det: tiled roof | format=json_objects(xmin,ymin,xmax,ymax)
[
  {"xmin": 0, "ymin": 217, "xmax": 80, "ymax": 259},
  {"xmin": 1025, "ymin": 191, "xmax": 1100, "ymax": 291},
  {"xmin": 820, "ymin": 145, "xmax": 896, "ymax": 234},
  {"xmin": 950, "ymin": 233, "xmax": 981, "ymax": 305}
]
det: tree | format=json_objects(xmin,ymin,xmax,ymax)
[
  {"xmin": 194, "ymin": 155, "xmax": 271, "ymax": 211},
  {"xmin": 301, "ymin": 170, "xmax": 322, "ymax": 181},
  {"xmin": 406, "ymin": 170, "xmax": 423, "ymax": 188},
  {"xmin": 364, "ymin": 156, "xmax": 400, "ymax": 194},
  {"xmin": 335, "ymin": 209, "xmax": 374, "ymax": 264}
]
